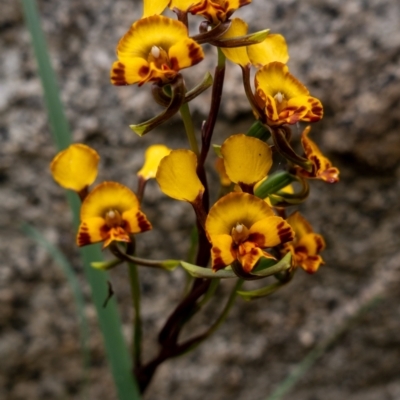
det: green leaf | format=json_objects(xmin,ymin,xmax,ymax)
[
  {"xmin": 180, "ymin": 262, "xmax": 237, "ymax": 279},
  {"xmin": 21, "ymin": 1, "xmax": 140, "ymax": 398},
  {"xmin": 246, "ymin": 120, "xmax": 271, "ymax": 141},
  {"xmin": 91, "ymin": 259, "xmax": 122, "ymax": 270},
  {"xmin": 181, "ymin": 253, "xmax": 291, "ymax": 280},
  {"xmin": 211, "ymin": 29, "xmax": 270, "ymax": 48},
  {"xmin": 254, "ymin": 171, "xmax": 297, "ymax": 199}
]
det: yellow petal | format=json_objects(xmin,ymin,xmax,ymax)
[
  {"xmin": 168, "ymin": 37, "xmax": 204, "ymax": 70},
  {"xmin": 50, "ymin": 144, "xmax": 99, "ymax": 192},
  {"xmin": 170, "ymin": 0, "xmax": 196, "ymax": 11},
  {"xmin": 286, "ymin": 211, "xmax": 313, "ymax": 240},
  {"xmin": 122, "ymin": 208, "xmax": 152, "ymax": 233},
  {"xmin": 110, "ymin": 58, "xmax": 150, "ymax": 86},
  {"xmin": 221, "ymin": 134, "xmax": 273, "ymax": 186},
  {"xmin": 247, "ymin": 34, "xmax": 289, "ymax": 67},
  {"xmin": 189, "ymin": 0, "xmax": 251, "ymax": 23},
  {"xmin": 137, "ymin": 145, "xmax": 172, "ymax": 180},
  {"xmin": 255, "ymin": 62, "xmax": 309, "ymax": 99},
  {"xmin": 210, "ymin": 234, "xmax": 235, "ymax": 271},
  {"xmin": 143, "ymin": 0, "xmax": 169, "ymax": 17},
  {"xmin": 219, "ymin": 18, "xmax": 250, "ymax": 66},
  {"xmin": 301, "ymin": 96, "xmax": 324, "ymax": 122},
  {"xmin": 156, "ymin": 149, "xmax": 204, "ymax": 202},
  {"xmin": 226, "ymin": 0, "xmax": 252, "ymax": 12},
  {"xmin": 237, "ymin": 242, "xmax": 266, "ymax": 273},
  {"xmin": 297, "ymin": 233, "xmax": 326, "ymax": 257},
  {"xmin": 77, "ymin": 182, "xmax": 151, "ymax": 247},
  {"xmin": 112, "ymin": 16, "xmax": 203, "ymax": 85},
  {"xmin": 300, "ymin": 127, "xmax": 339, "ymax": 182},
  {"xmin": 116, "ymin": 16, "xmax": 188, "ymax": 59},
  {"xmin": 80, "ymin": 182, "xmax": 140, "ymax": 220},
  {"xmin": 249, "ymin": 216, "xmax": 294, "ymax": 247},
  {"xmin": 189, "ymin": 0, "xmax": 228, "ymax": 23},
  {"xmin": 77, "ymin": 217, "xmax": 106, "ymax": 246},
  {"xmin": 206, "ymin": 192, "xmax": 274, "ymax": 238},
  {"xmin": 300, "ymin": 255, "xmax": 324, "ymax": 274}
]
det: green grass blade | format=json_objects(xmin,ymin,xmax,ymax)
[
  {"xmin": 21, "ymin": 1, "xmax": 140, "ymax": 398},
  {"xmin": 22, "ymin": 224, "xmax": 91, "ymax": 397}
]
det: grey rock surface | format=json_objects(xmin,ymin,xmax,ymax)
[{"xmin": 1, "ymin": 0, "xmax": 400, "ymax": 399}]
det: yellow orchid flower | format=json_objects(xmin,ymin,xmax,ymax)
[
  {"xmin": 156, "ymin": 149, "xmax": 204, "ymax": 203},
  {"xmin": 220, "ymin": 18, "xmax": 289, "ymax": 67},
  {"xmin": 143, "ymin": 0, "xmax": 251, "ymax": 23},
  {"xmin": 137, "ymin": 144, "xmax": 172, "ymax": 180},
  {"xmin": 206, "ymin": 192, "xmax": 294, "ymax": 272},
  {"xmin": 220, "ymin": 134, "xmax": 272, "ymax": 190},
  {"xmin": 143, "ymin": 0, "xmax": 170, "ymax": 17},
  {"xmin": 110, "ymin": 15, "xmax": 204, "ymax": 86},
  {"xmin": 50, "ymin": 143, "xmax": 99, "ymax": 193},
  {"xmin": 296, "ymin": 126, "xmax": 340, "ymax": 183},
  {"xmin": 189, "ymin": 0, "xmax": 251, "ymax": 24},
  {"xmin": 255, "ymin": 62, "xmax": 323, "ymax": 126},
  {"xmin": 282, "ymin": 211, "xmax": 325, "ymax": 274},
  {"xmin": 77, "ymin": 182, "xmax": 152, "ymax": 248}
]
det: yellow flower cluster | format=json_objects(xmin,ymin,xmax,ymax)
[
  {"xmin": 51, "ymin": 0, "xmax": 338, "ymax": 283},
  {"xmin": 48, "ymin": 1, "xmax": 343, "ymax": 388}
]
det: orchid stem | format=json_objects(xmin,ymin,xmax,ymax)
[{"xmin": 180, "ymin": 102, "xmax": 199, "ymax": 156}]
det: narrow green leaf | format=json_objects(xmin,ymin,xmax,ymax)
[
  {"xmin": 21, "ymin": 1, "xmax": 140, "ymax": 398},
  {"xmin": 246, "ymin": 120, "xmax": 271, "ymax": 141},
  {"xmin": 180, "ymin": 262, "xmax": 237, "ymax": 279},
  {"xmin": 254, "ymin": 171, "xmax": 296, "ymax": 199}
]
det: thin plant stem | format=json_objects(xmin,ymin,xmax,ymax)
[
  {"xmin": 177, "ymin": 279, "xmax": 244, "ymax": 354},
  {"xmin": 180, "ymin": 102, "xmax": 200, "ymax": 156}
]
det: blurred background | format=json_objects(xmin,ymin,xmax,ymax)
[{"xmin": 1, "ymin": 0, "xmax": 400, "ymax": 399}]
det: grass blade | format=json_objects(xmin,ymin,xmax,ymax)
[{"xmin": 21, "ymin": 0, "xmax": 140, "ymax": 398}]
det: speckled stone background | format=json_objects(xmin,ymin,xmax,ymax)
[{"xmin": 1, "ymin": 0, "xmax": 400, "ymax": 399}]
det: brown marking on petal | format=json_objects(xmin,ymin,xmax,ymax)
[
  {"xmin": 111, "ymin": 63, "xmax": 128, "ymax": 86},
  {"xmin": 169, "ymin": 56, "xmax": 179, "ymax": 71},
  {"xmin": 310, "ymin": 155, "xmax": 321, "ymax": 173},
  {"xmin": 211, "ymin": 246, "xmax": 227, "ymax": 271},
  {"xmin": 138, "ymin": 65, "xmax": 150, "ymax": 77},
  {"xmin": 296, "ymin": 245, "xmax": 308, "ymax": 255},
  {"xmin": 239, "ymin": 0, "xmax": 252, "ymax": 6},
  {"xmin": 77, "ymin": 223, "xmax": 94, "ymax": 246},
  {"xmin": 248, "ymin": 232, "xmax": 264, "ymax": 244},
  {"xmin": 190, "ymin": 49, "xmax": 203, "ymax": 65},
  {"xmin": 78, "ymin": 232, "xmax": 91, "ymax": 246},
  {"xmin": 266, "ymin": 104, "xmax": 274, "ymax": 116},
  {"xmin": 315, "ymin": 235, "xmax": 325, "ymax": 253},
  {"xmin": 312, "ymin": 106, "xmax": 323, "ymax": 113},
  {"xmin": 136, "ymin": 211, "xmax": 152, "ymax": 232},
  {"xmin": 278, "ymin": 226, "xmax": 294, "ymax": 243}
]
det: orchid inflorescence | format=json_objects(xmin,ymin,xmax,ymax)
[{"xmin": 50, "ymin": 0, "xmax": 339, "ymax": 393}]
